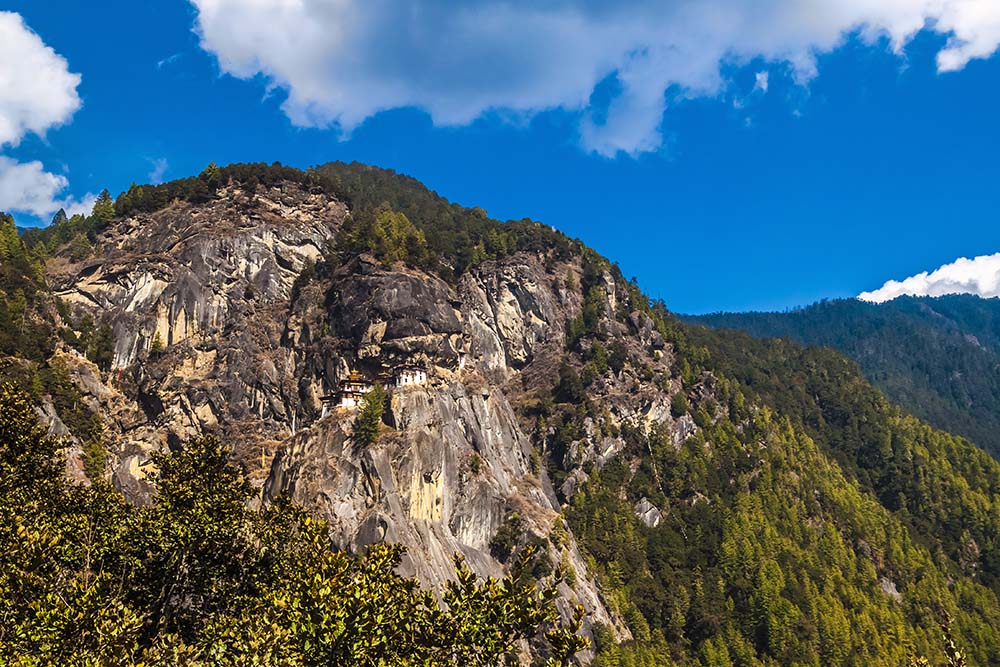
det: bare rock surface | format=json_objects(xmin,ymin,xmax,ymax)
[{"xmin": 42, "ymin": 180, "xmax": 706, "ymax": 647}]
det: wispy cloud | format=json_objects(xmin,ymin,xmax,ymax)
[
  {"xmin": 157, "ymin": 52, "xmax": 183, "ymax": 69},
  {"xmin": 148, "ymin": 157, "xmax": 168, "ymax": 184},
  {"xmin": 189, "ymin": 0, "xmax": 1000, "ymax": 157},
  {"xmin": 754, "ymin": 71, "xmax": 769, "ymax": 94},
  {"xmin": 859, "ymin": 253, "xmax": 1000, "ymax": 303}
]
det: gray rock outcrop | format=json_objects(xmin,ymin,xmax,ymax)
[{"xmin": 42, "ymin": 180, "xmax": 705, "ymax": 649}]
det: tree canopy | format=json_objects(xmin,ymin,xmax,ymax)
[{"xmin": 0, "ymin": 384, "xmax": 586, "ymax": 665}]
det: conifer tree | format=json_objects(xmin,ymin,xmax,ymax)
[
  {"xmin": 353, "ymin": 383, "xmax": 387, "ymax": 446},
  {"xmin": 91, "ymin": 189, "xmax": 116, "ymax": 223}
]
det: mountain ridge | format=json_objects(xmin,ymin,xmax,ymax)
[
  {"xmin": 2, "ymin": 162, "xmax": 1000, "ymax": 664},
  {"xmin": 687, "ymin": 293, "xmax": 1000, "ymax": 459}
]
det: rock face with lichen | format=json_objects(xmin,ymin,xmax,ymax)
[{"xmin": 36, "ymin": 177, "xmax": 702, "ymax": 649}]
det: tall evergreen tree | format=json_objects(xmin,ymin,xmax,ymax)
[
  {"xmin": 353, "ymin": 384, "xmax": 387, "ymax": 447},
  {"xmin": 91, "ymin": 189, "xmax": 116, "ymax": 223}
]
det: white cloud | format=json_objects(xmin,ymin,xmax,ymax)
[
  {"xmin": 0, "ymin": 13, "xmax": 88, "ymax": 223},
  {"xmin": 0, "ymin": 11, "xmax": 81, "ymax": 148},
  {"xmin": 157, "ymin": 53, "xmax": 183, "ymax": 70},
  {"xmin": 62, "ymin": 193, "xmax": 98, "ymax": 219},
  {"xmin": 935, "ymin": 0, "xmax": 1000, "ymax": 71},
  {"xmin": 189, "ymin": 0, "xmax": 1000, "ymax": 157},
  {"xmin": 148, "ymin": 158, "xmax": 168, "ymax": 184},
  {"xmin": 858, "ymin": 252, "xmax": 1000, "ymax": 303},
  {"xmin": 0, "ymin": 157, "xmax": 95, "ymax": 220},
  {"xmin": 754, "ymin": 71, "xmax": 770, "ymax": 93}
]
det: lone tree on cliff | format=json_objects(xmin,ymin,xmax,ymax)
[{"xmin": 353, "ymin": 383, "xmax": 387, "ymax": 447}]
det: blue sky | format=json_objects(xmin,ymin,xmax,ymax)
[{"xmin": 2, "ymin": 1, "xmax": 1000, "ymax": 314}]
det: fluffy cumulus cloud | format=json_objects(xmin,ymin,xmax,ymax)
[
  {"xmin": 0, "ymin": 12, "xmax": 87, "ymax": 220},
  {"xmin": 190, "ymin": 0, "xmax": 1000, "ymax": 156},
  {"xmin": 0, "ymin": 158, "xmax": 95, "ymax": 219},
  {"xmin": 858, "ymin": 253, "xmax": 1000, "ymax": 303},
  {"xmin": 0, "ymin": 11, "xmax": 80, "ymax": 148}
]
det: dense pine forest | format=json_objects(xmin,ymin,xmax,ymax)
[
  {"xmin": 0, "ymin": 162, "xmax": 994, "ymax": 665},
  {"xmin": 688, "ymin": 297, "xmax": 1000, "ymax": 459},
  {"xmin": 569, "ymin": 321, "xmax": 1000, "ymax": 665}
]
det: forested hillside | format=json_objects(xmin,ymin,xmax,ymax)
[
  {"xmin": 553, "ymin": 295, "xmax": 1000, "ymax": 666},
  {"xmin": 0, "ymin": 212, "xmax": 108, "ymax": 461},
  {"xmin": 0, "ymin": 162, "xmax": 996, "ymax": 665},
  {"xmin": 687, "ymin": 296, "xmax": 1000, "ymax": 459}
]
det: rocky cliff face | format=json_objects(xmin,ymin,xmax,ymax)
[
  {"xmin": 39, "ymin": 179, "xmax": 699, "ymax": 645},
  {"xmin": 266, "ymin": 250, "xmax": 633, "ymax": 634},
  {"xmin": 49, "ymin": 184, "xmax": 347, "ymax": 482}
]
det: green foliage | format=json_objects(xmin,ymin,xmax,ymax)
[
  {"xmin": 566, "ymin": 251, "xmax": 611, "ymax": 349},
  {"xmin": 607, "ymin": 340, "xmax": 628, "ymax": 375},
  {"xmin": 555, "ymin": 362, "xmax": 585, "ymax": 404},
  {"xmin": 559, "ymin": 307, "xmax": 1000, "ymax": 666},
  {"xmin": 315, "ymin": 161, "xmax": 576, "ymax": 278},
  {"xmin": 352, "ymin": 383, "xmax": 387, "ymax": 447},
  {"xmin": 22, "ymin": 208, "xmax": 102, "ymax": 258},
  {"xmin": 337, "ymin": 206, "xmax": 430, "ymax": 267},
  {"xmin": 592, "ymin": 633, "xmax": 674, "ymax": 667},
  {"xmin": 200, "ymin": 161, "xmax": 221, "ymax": 182},
  {"xmin": 0, "ymin": 213, "xmax": 22, "ymax": 260},
  {"xmin": 567, "ymin": 402, "xmax": 1000, "ymax": 666},
  {"xmin": 670, "ymin": 392, "xmax": 689, "ymax": 418},
  {"xmin": 490, "ymin": 512, "xmax": 525, "ymax": 563},
  {"xmin": 0, "ymin": 214, "xmax": 51, "ymax": 361},
  {"xmin": 6, "ymin": 164, "xmax": 1000, "ymax": 666},
  {"xmin": 77, "ymin": 318, "xmax": 115, "ymax": 371},
  {"xmin": 0, "ymin": 384, "xmax": 585, "ymax": 665},
  {"xmin": 909, "ymin": 617, "xmax": 970, "ymax": 667},
  {"xmin": 0, "ymin": 384, "xmax": 65, "ymax": 498},
  {"xmin": 68, "ymin": 232, "xmax": 93, "ymax": 261},
  {"xmin": 113, "ymin": 161, "xmax": 317, "ymax": 218},
  {"xmin": 81, "ymin": 437, "xmax": 107, "ymax": 482},
  {"xmin": 684, "ymin": 326, "xmax": 1000, "ymax": 594},
  {"xmin": 3, "ymin": 208, "xmax": 115, "ymax": 377},
  {"xmin": 0, "ymin": 384, "xmax": 140, "ymax": 664},
  {"xmin": 45, "ymin": 161, "xmax": 574, "ymax": 281},
  {"xmin": 92, "ymin": 189, "xmax": 116, "ymax": 223},
  {"xmin": 689, "ymin": 294, "xmax": 1000, "ymax": 459},
  {"xmin": 0, "ymin": 215, "xmax": 105, "ymax": 443}
]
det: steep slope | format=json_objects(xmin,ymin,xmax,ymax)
[
  {"xmin": 41, "ymin": 182, "xmax": 346, "ymax": 499},
  {"xmin": 0, "ymin": 213, "xmax": 108, "ymax": 482},
  {"xmin": 8, "ymin": 162, "xmax": 1000, "ymax": 665},
  {"xmin": 29, "ymin": 166, "xmax": 627, "ymax": 647},
  {"xmin": 687, "ymin": 295, "xmax": 1000, "ymax": 458}
]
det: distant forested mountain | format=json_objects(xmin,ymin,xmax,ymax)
[{"xmin": 688, "ymin": 295, "xmax": 1000, "ymax": 458}]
